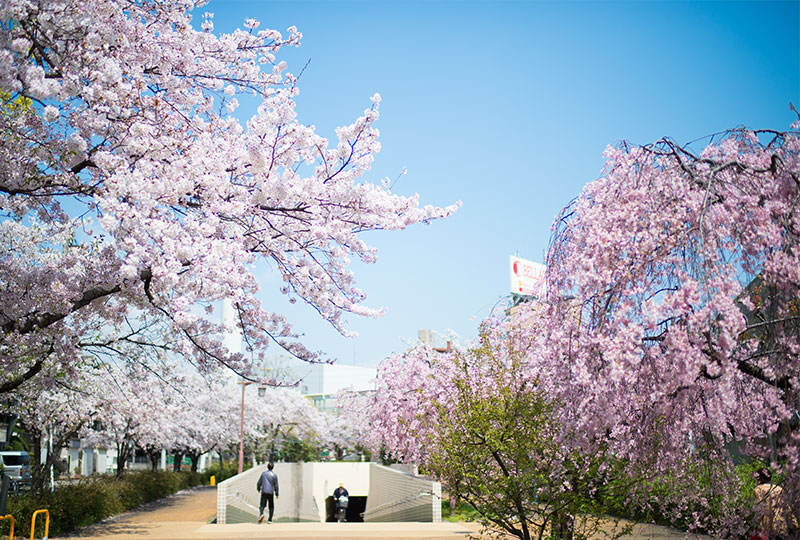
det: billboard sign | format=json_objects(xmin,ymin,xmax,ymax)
[{"xmin": 509, "ymin": 256, "xmax": 545, "ymax": 297}]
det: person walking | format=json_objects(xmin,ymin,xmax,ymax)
[{"xmin": 256, "ymin": 463, "xmax": 279, "ymax": 524}]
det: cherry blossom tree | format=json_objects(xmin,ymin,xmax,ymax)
[
  {"xmin": 188, "ymin": 374, "xmax": 335, "ymax": 467},
  {"xmin": 327, "ymin": 390, "xmax": 370, "ymax": 457},
  {"xmin": 166, "ymin": 374, "xmax": 231, "ymax": 472},
  {"xmin": 1, "ymin": 365, "xmax": 104, "ymax": 493},
  {"xmin": 362, "ymin": 343, "xmax": 444, "ymax": 464},
  {"xmin": 78, "ymin": 363, "xmax": 174, "ymax": 478},
  {"xmin": 76, "ymin": 363, "xmax": 227, "ymax": 475},
  {"xmin": 364, "ymin": 321, "xmax": 634, "ymax": 540},
  {"xmin": 537, "ymin": 121, "xmax": 800, "ymax": 536},
  {"xmin": 246, "ymin": 385, "xmax": 327, "ymax": 462},
  {"xmin": 363, "ymin": 120, "xmax": 799, "ymax": 536},
  {"xmin": 0, "ymin": 0, "xmax": 455, "ymax": 392}
]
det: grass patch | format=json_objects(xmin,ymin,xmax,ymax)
[{"xmin": 442, "ymin": 498, "xmax": 482, "ymax": 522}]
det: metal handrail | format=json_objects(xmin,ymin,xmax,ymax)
[
  {"xmin": 363, "ymin": 490, "xmax": 437, "ymax": 516},
  {"xmin": 229, "ymin": 491, "xmax": 260, "ymax": 513},
  {"xmin": 31, "ymin": 509, "xmax": 49, "ymax": 540},
  {"xmin": 0, "ymin": 513, "xmax": 14, "ymax": 540}
]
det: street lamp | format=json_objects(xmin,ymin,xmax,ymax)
[
  {"xmin": 223, "ymin": 299, "xmax": 267, "ymax": 475},
  {"xmin": 238, "ymin": 379, "xmax": 266, "ymax": 474}
]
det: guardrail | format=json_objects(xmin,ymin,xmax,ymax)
[
  {"xmin": 31, "ymin": 509, "xmax": 49, "ymax": 540},
  {"xmin": 229, "ymin": 491, "xmax": 260, "ymax": 513},
  {"xmin": 0, "ymin": 513, "xmax": 14, "ymax": 539},
  {"xmin": 362, "ymin": 490, "xmax": 439, "ymax": 517}
]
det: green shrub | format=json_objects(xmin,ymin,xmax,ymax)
[
  {"xmin": 8, "ymin": 479, "xmax": 120, "ymax": 536},
  {"xmin": 442, "ymin": 499, "xmax": 481, "ymax": 522},
  {"xmin": 123, "ymin": 470, "xmax": 180, "ymax": 504},
  {"xmin": 178, "ymin": 471, "xmax": 203, "ymax": 490},
  {"xmin": 5, "ymin": 470, "xmax": 211, "ymax": 537},
  {"xmin": 201, "ymin": 461, "xmax": 239, "ymax": 484}
]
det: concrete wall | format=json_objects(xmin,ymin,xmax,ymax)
[
  {"xmin": 273, "ymin": 462, "xmax": 320, "ymax": 522},
  {"xmin": 216, "ymin": 463, "xmax": 262, "ymax": 524},
  {"xmin": 218, "ymin": 462, "xmax": 371, "ymax": 524},
  {"xmin": 364, "ymin": 464, "xmax": 441, "ymax": 522},
  {"xmin": 216, "ymin": 462, "xmax": 440, "ymax": 524}
]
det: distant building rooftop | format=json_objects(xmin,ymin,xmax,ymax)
[{"xmin": 291, "ymin": 363, "xmax": 376, "ymax": 397}]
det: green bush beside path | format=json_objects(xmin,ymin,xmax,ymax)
[{"xmin": 4, "ymin": 469, "xmax": 220, "ymax": 538}]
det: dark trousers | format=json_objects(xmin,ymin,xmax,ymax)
[{"xmin": 259, "ymin": 493, "xmax": 275, "ymax": 521}]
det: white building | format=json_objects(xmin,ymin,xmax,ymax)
[
  {"xmin": 63, "ymin": 444, "xmax": 214, "ymax": 477},
  {"xmin": 291, "ymin": 363, "xmax": 376, "ymax": 411}
]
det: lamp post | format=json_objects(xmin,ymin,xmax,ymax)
[
  {"xmin": 223, "ymin": 298, "xmax": 249, "ymax": 474},
  {"xmin": 238, "ymin": 379, "xmax": 266, "ymax": 474},
  {"xmin": 223, "ymin": 299, "xmax": 269, "ymax": 474}
]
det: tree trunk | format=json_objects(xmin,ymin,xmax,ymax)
[
  {"xmin": 116, "ymin": 440, "xmax": 133, "ymax": 479},
  {"xmin": 448, "ymin": 481, "xmax": 459, "ymax": 516},
  {"xmin": 32, "ymin": 425, "xmax": 82, "ymax": 495},
  {"xmin": 30, "ymin": 432, "xmax": 43, "ymax": 492},
  {"xmin": 172, "ymin": 452, "xmax": 183, "ymax": 472},
  {"xmin": 551, "ymin": 513, "xmax": 574, "ymax": 540},
  {"xmin": 147, "ymin": 448, "xmax": 160, "ymax": 472},
  {"xmin": 187, "ymin": 451, "xmax": 202, "ymax": 472}
]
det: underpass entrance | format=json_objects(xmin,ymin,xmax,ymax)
[
  {"xmin": 325, "ymin": 495, "xmax": 367, "ymax": 522},
  {"xmin": 216, "ymin": 462, "xmax": 441, "ymax": 524}
]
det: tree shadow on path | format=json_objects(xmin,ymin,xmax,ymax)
[{"xmin": 64, "ymin": 485, "xmax": 216, "ymax": 537}]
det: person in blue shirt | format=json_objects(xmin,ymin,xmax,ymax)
[{"xmin": 256, "ymin": 463, "xmax": 279, "ymax": 523}]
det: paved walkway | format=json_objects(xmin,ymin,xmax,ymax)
[
  {"xmin": 62, "ymin": 485, "xmax": 710, "ymax": 540},
  {"xmin": 64, "ymin": 486, "xmax": 482, "ymax": 539}
]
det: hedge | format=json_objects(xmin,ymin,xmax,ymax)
[{"xmin": 4, "ymin": 470, "xmax": 210, "ymax": 538}]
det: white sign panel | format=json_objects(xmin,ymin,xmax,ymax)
[{"xmin": 509, "ymin": 256, "xmax": 545, "ymax": 297}]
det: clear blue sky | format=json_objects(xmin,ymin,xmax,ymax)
[{"xmin": 206, "ymin": 0, "xmax": 799, "ymax": 367}]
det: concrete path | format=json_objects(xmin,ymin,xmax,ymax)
[
  {"xmin": 62, "ymin": 485, "xmax": 710, "ymax": 540},
  {"xmin": 63, "ymin": 485, "xmax": 482, "ymax": 539},
  {"xmin": 68, "ymin": 521, "xmax": 484, "ymax": 540}
]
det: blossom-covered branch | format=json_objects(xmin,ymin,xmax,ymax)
[{"xmin": 0, "ymin": 0, "xmax": 456, "ymax": 390}]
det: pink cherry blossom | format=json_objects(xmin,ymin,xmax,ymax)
[
  {"xmin": 0, "ymin": 0, "xmax": 456, "ymax": 392},
  {"xmin": 537, "ymin": 125, "xmax": 800, "ymax": 536}
]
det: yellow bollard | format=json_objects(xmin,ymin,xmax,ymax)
[
  {"xmin": 210, "ymin": 475, "xmax": 216, "ymax": 486},
  {"xmin": 0, "ymin": 513, "xmax": 14, "ymax": 540},
  {"xmin": 30, "ymin": 509, "xmax": 48, "ymax": 540}
]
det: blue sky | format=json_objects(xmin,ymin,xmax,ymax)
[{"xmin": 207, "ymin": 0, "xmax": 799, "ymax": 367}]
